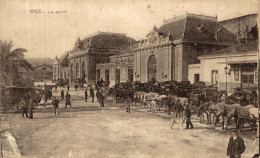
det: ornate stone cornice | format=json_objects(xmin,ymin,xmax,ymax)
[{"xmin": 132, "ymin": 42, "xmax": 174, "ymax": 52}]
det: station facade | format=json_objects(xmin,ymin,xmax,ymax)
[
  {"xmin": 53, "ymin": 13, "xmax": 258, "ymax": 92},
  {"xmin": 188, "ymin": 14, "xmax": 258, "ymax": 93},
  {"xmin": 132, "ymin": 13, "xmax": 236, "ymax": 83}
]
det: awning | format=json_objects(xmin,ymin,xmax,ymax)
[{"xmin": 227, "ymin": 60, "xmax": 257, "ymax": 65}]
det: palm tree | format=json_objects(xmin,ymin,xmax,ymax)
[{"xmin": 0, "ymin": 40, "xmax": 33, "ymax": 86}]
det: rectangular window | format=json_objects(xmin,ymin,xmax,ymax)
[
  {"xmin": 105, "ymin": 69, "xmax": 109, "ymax": 81},
  {"xmin": 242, "ymin": 75, "xmax": 248, "ymax": 83},
  {"xmin": 128, "ymin": 68, "xmax": 133, "ymax": 82},
  {"xmin": 97, "ymin": 69, "xmax": 100, "ymax": 81},
  {"xmin": 116, "ymin": 69, "xmax": 120, "ymax": 84},
  {"xmin": 211, "ymin": 70, "xmax": 218, "ymax": 85},
  {"xmin": 194, "ymin": 74, "xmax": 200, "ymax": 82},
  {"xmin": 249, "ymin": 75, "xmax": 254, "ymax": 83},
  {"xmin": 234, "ymin": 69, "xmax": 239, "ymax": 81}
]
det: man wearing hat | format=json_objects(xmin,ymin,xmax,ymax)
[
  {"xmin": 84, "ymin": 89, "xmax": 88, "ymax": 102},
  {"xmin": 52, "ymin": 97, "xmax": 60, "ymax": 115},
  {"xmin": 227, "ymin": 130, "xmax": 245, "ymax": 158},
  {"xmin": 65, "ymin": 92, "xmax": 71, "ymax": 107},
  {"xmin": 184, "ymin": 103, "xmax": 193, "ymax": 129},
  {"xmin": 90, "ymin": 87, "xmax": 94, "ymax": 103}
]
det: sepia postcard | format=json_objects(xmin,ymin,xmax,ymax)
[{"xmin": 1, "ymin": 0, "xmax": 259, "ymax": 157}]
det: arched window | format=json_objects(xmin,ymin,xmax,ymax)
[
  {"xmin": 76, "ymin": 63, "xmax": 79, "ymax": 79},
  {"xmin": 71, "ymin": 64, "xmax": 73, "ymax": 80},
  {"xmin": 82, "ymin": 62, "xmax": 85, "ymax": 81},
  {"xmin": 147, "ymin": 55, "xmax": 157, "ymax": 81}
]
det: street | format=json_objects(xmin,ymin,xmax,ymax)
[{"xmin": 1, "ymin": 88, "xmax": 258, "ymax": 158}]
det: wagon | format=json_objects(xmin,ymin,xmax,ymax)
[{"xmin": 1, "ymin": 86, "xmax": 35, "ymax": 112}]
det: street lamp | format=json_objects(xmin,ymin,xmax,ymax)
[{"xmin": 224, "ymin": 65, "xmax": 230, "ymax": 99}]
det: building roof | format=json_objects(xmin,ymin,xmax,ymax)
[
  {"xmin": 201, "ymin": 40, "xmax": 258, "ymax": 56},
  {"xmin": 27, "ymin": 58, "xmax": 54, "ymax": 68},
  {"xmin": 71, "ymin": 32, "xmax": 136, "ymax": 54},
  {"xmin": 34, "ymin": 64, "xmax": 53, "ymax": 69},
  {"xmin": 219, "ymin": 14, "xmax": 257, "ymax": 35},
  {"xmin": 59, "ymin": 52, "xmax": 69, "ymax": 66},
  {"xmin": 158, "ymin": 13, "xmax": 237, "ymax": 44}
]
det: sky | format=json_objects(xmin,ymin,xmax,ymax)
[{"xmin": 0, "ymin": 0, "xmax": 258, "ymax": 59}]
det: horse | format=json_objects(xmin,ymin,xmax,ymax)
[
  {"xmin": 154, "ymin": 94, "xmax": 168, "ymax": 111},
  {"xmin": 196, "ymin": 102, "xmax": 211, "ymax": 124},
  {"xmin": 225, "ymin": 106, "xmax": 257, "ymax": 132},
  {"xmin": 145, "ymin": 92, "xmax": 159, "ymax": 113},
  {"xmin": 203, "ymin": 101, "xmax": 224, "ymax": 125},
  {"xmin": 214, "ymin": 104, "xmax": 237, "ymax": 130}
]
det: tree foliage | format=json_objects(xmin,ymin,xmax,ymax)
[{"xmin": 0, "ymin": 40, "xmax": 33, "ymax": 87}]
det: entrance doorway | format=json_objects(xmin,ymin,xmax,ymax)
[
  {"xmin": 241, "ymin": 64, "xmax": 256, "ymax": 88},
  {"xmin": 241, "ymin": 71, "xmax": 254, "ymax": 88},
  {"xmin": 147, "ymin": 55, "xmax": 157, "ymax": 81},
  {"xmin": 116, "ymin": 69, "xmax": 120, "ymax": 85},
  {"xmin": 105, "ymin": 69, "xmax": 109, "ymax": 82}
]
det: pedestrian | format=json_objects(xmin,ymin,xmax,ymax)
[
  {"xmin": 55, "ymin": 85, "xmax": 57, "ymax": 92},
  {"xmin": 175, "ymin": 99, "xmax": 184, "ymax": 120},
  {"xmin": 19, "ymin": 98, "xmax": 28, "ymax": 118},
  {"xmin": 90, "ymin": 87, "xmax": 94, "ymax": 103},
  {"xmin": 126, "ymin": 90, "xmax": 132, "ymax": 113},
  {"xmin": 52, "ymin": 97, "xmax": 60, "ymax": 115},
  {"xmin": 167, "ymin": 98, "xmax": 174, "ymax": 115},
  {"xmin": 96, "ymin": 89, "xmax": 100, "ymax": 103},
  {"xmin": 65, "ymin": 92, "xmax": 72, "ymax": 107},
  {"xmin": 28, "ymin": 98, "xmax": 33, "ymax": 119},
  {"xmin": 184, "ymin": 103, "xmax": 193, "ymax": 129},
  {"xmin": 67, "ymin": 84, "xmax": 70, "ymax": 92},
  {"xmin": 74, "ymin": 84, "xmax": 79, "ymax": 91},
  {"xmin": 227, "ymin": 129, "xmax": 246, "ymax": 158},
  {"xmin": 85, "ymin": 89, "xmax": 88, "ymax": 102},
  {"xmin": 99, "ymin": 93, "xmax": 105, "ymax": 108},
  {"xmin": 61, "ymin": 89, "xmax": 64, "ymax": 100}
]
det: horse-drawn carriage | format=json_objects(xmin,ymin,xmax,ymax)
[
  {"xmin": 1, "ymin": 86, "xmax": 43, "ymax": 112},
  {"xmin": 226, "ymin": 87, "xmax": 258, "ymax": 106}
]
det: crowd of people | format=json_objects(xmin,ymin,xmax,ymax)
[{"xmin": 15, "ymin": 83, "xmax": 250, "ymax": 158}]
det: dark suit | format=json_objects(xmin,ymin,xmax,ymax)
[
  {"xmin": 20, "ymin": 100, "xmax": 28, "ymax": 118},
  {"xmin": 85, "ymin": 90, "xmax": 88, "ymax": 102},
  {"xmin": 52, "ymin": 99, "xmax": 60, "ymax": 115},
  {"xmin": 61, "ymin": 90, "xmax": 64, "ymax": 100},
  {"xmin": 184, "ymin": 106, "xmax": 193, "ymax": 129},
  {"xmin": 227, "ymin": 136, "xmax": 245, "ymax": 158},
  {"xmin": 99, "ymin": 94, "xmax": 105, "ymax": 108},
  {"xmin": 90, "ymin": 89, "xmax": 94, "ymax": 103},
  {"xmin": 65, "ymin": 93, "xmax": 71, "ymax": 107}
]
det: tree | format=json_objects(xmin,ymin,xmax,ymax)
[{"xmin": 0, "ymin": 40, "xmax": 33, "ymax": 87}]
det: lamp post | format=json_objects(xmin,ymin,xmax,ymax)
[{"xmin": 224, "ymin": 65, "xmax": 230, "ymax": 100}]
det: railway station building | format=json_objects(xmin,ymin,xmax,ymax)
[
  {"xmin": 132, "ymin": 13, "xmax": 236, "ymax": 83},
  {"xmin": 188, "ymin": 14, "xmax": 258, "ymax": 93},
  {"xmin": 66, "ymin": 32, "xmax": 135, "ymax": 85}
]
